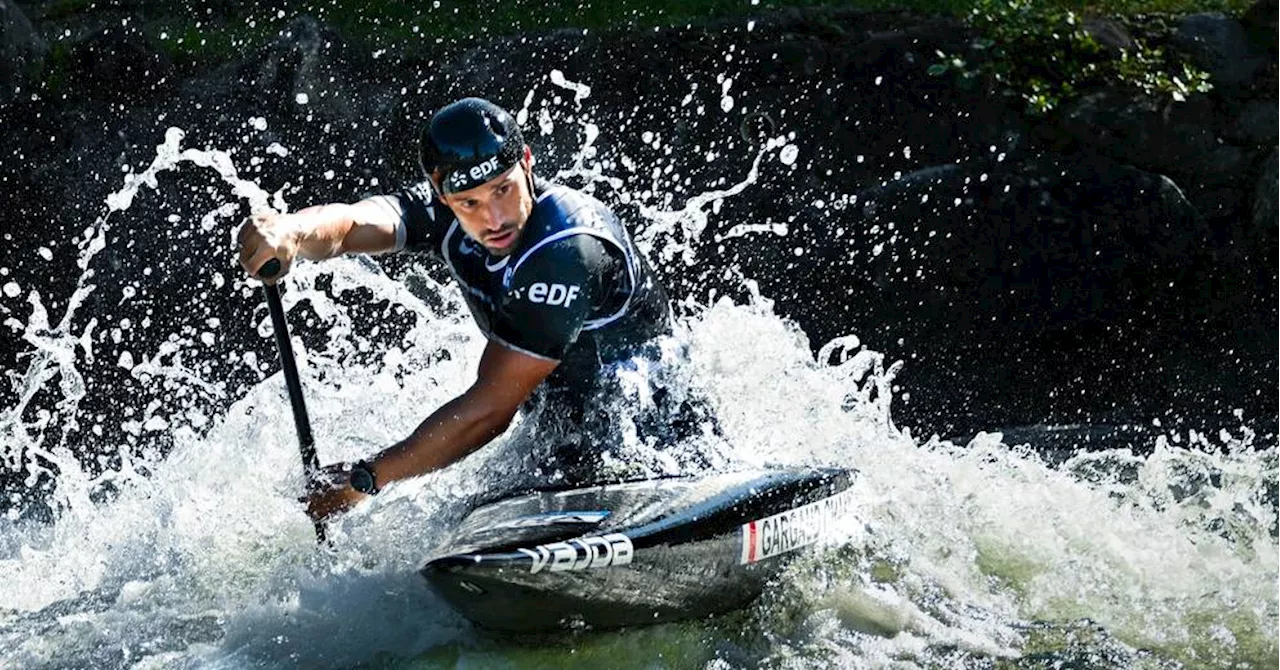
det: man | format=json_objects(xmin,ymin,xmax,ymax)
[{"xmin": 238, "ymin": 97, "xmax": 716, "ymax": 521}]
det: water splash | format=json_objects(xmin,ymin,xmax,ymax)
[
  {"xmin": 549, "ymin": 69, "xmax": 591, "ymax": 108},
  {"xmin": 0, "ymin": 84, "xmax": 1275, "ymax": 670},
  {"xmin": 0, "ymin": 127, "xmax": 292, "ymax": 520},
  {"xmin": 546, "ymin": 70, "xmax": 619, "ymax": 194},
  {"xmin": 634, "ymin": 133, "xmax": 795, "ymax": 267},
  {"xmin": 541, "ymin": 68, "xmax": 798, "ymax": 268}
]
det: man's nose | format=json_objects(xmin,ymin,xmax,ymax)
[{"xmin": 485, "ymin": 202, "xmax": 506, "ymax": 229}]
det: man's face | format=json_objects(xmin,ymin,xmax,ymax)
[{"xmin": 439, "ymin": 149, "xmax": 535, "ymax": 257}]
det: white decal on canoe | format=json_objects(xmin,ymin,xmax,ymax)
[
  {"xmin": 502, "ymin": 511, "xmax": 611, "ymax": 529},
  {"xmin": 739, "ymin": 488, "xmax": 855, "ymax": 565},
  {"xmin": 518, "ymin": 532, "xmax": 635, "ymax": 574}
]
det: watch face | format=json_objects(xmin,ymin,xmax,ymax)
[{"xmin": 349, "ymin": 466, "xmax": 376, "ymax": 494}]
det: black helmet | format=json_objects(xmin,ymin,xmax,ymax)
[{"xmin": 419, "ymin": 97, "xmax": 525, "ymax": 195}]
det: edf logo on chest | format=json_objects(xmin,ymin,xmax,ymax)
[{"xmin": 527, "ymin": 282, "xmax": 581, "ymax": 307}]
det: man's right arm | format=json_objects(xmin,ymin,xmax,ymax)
[
  {"xmin": 237, "ymin": 195, "xmax": 404, "ymax": 280},
  {"xmin": 289, "ymin": 197, "xmax": 405, "ymax": 258}
]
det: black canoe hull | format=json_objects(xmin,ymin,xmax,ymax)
[{"xmin": 419, "ymin": 467, "xmax": 856, "ymax": 632}]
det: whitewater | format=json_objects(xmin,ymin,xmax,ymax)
[{"xmin": 0, "ymin": 74, "xmax": 1275, "ymax": 669}]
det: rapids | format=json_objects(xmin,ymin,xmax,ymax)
[{"xmin": 0, "ymin": 73, "xmax": 1275, "ymax": 670}]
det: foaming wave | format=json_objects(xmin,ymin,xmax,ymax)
[
  {"xmin": 684, "ymin": 298, "xmax": 1276, "ymax": 667},
  {"xmin": 1, "ymin": 278, "xmax": 1275, "ymax": 668}
]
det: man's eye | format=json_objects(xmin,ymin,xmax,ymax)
[{"xmin": 498, "ymin": 184, "xmax": 512, "ymax": 196}]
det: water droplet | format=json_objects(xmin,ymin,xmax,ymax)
[
  {"xmin": 779, "ymin": 145, "xmax": 799, "ymax": 166},
  {"xmin": 2, "ymin": 282, "xmax": 19, "ymax": 298},
  {"xmin": 549, "ymin": 70, "xmax": 591, "ymax": 107},
  {"xmin": 295, "ymin": 93, "xmax": 309, "ymax": 105}
]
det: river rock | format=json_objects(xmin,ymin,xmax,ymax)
[
  {"xmin": 1255, "ymin": 148, "xmax": 1278, "ymax": 236},
  {"xmin": 1224, "ymin": 99, "xmax": 1279, "ymax": 144},
  {"xmin": 247, "ymin": 15, "xmax": 376, "ymax": 126},
  {"xmin": 0, "ymin": 0, "xmax": 47, "ymax": 105},
  {"xmin": 1241, "ymin": 0, "xmax": 1278, "ymax": 54},
  {"xmin": 1082, "ymin": 18, "xmax": 1134, "ymax": 53},
  {"xmin": 1173, "ymin": 12, "xmax": 1267, "ymax": 87},
  {"xmin": 65, "ymin": 19, "xmax": 173, "ymax": 101},
  {"xmin": 850, "ymin": 155, "xmax": 1207, "ymax": 328},
  {"xmin": 1054, "ymin": 90, "xmax": 1235, "ymax": 183},
  {"xmin": 743, "ymin": 153, "xmax": 1211, "ymax": 352}
]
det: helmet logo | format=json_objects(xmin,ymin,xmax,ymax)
[{"xmin": 449, "ymin": 156, "xmax": 502, "ymax": 191}]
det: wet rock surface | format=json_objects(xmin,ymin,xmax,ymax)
[{"xmin": 0, "ymin": 0, "xmax": 46, "ymax": 104}]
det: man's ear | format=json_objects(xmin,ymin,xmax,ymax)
[
  {"xmin": 429, "ymin": 169, "xmax": 446, "ymax": 200},
  {"xmin": 523, "ymin": 145, "xmax": 535, "ymax": 169}
]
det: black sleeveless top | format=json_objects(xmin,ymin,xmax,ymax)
[{"xmin": 391, "ymin": 178, "xmax": 671, "ymax": 388}]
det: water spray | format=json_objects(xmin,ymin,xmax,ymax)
[{"xmin": 256, "ymin": 257, "xmax": 326, "ymax": 544}]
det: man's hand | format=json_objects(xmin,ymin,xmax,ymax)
[
  {"xmin": 238, "ymin": 212, "xmax": 300, "ymax": 283},
  {"xmin": 303, "ymin": 462, "xmax": 369, "ymax": 522}
]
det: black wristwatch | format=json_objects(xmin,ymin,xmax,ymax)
[{"xmin": 348, "ymin": 461, "xmax": 380, "ymax": 495}]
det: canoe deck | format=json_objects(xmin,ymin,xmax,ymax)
[{"xmin": 419, "ymin": 467, "xmax": 856, "ymax": 632}]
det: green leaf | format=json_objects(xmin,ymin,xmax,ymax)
[{"xmin": 927, "ymin": 64, "xmax": 948, "ymax": 76}]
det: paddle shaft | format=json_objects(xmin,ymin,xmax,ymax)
[{"xmin": 259, "ymin": 259, "xmax": 327, "ymax": 543}]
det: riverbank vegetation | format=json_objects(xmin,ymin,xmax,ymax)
[{"xmin": 22, "ymin": 0, "xmax": 1257, "ymax": 113}]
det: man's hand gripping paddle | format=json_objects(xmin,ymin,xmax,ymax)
[{"xmin": 257, "ymin": 258, "xmax": 328, "ymax": 544}]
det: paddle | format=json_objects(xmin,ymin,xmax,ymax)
[{"xmin": 257, "ymin": 258, "xmax": 327, "ymax": 544}]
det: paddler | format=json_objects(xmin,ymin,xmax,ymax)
[{"xmin": 236, "ymin": 97, "xmax": 721, "ymax": 521}]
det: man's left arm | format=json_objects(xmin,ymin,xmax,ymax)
[
  {"xmin": 370, "ymin": 341, "xmax": 558, "ymax": 481},
  {"xmin": 305, "ymin": 237, "xmax": 600, "ymax": 521},
  {"xmin": 305, "ymin": 342, "xmax": 558, "ymax": 521}
]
